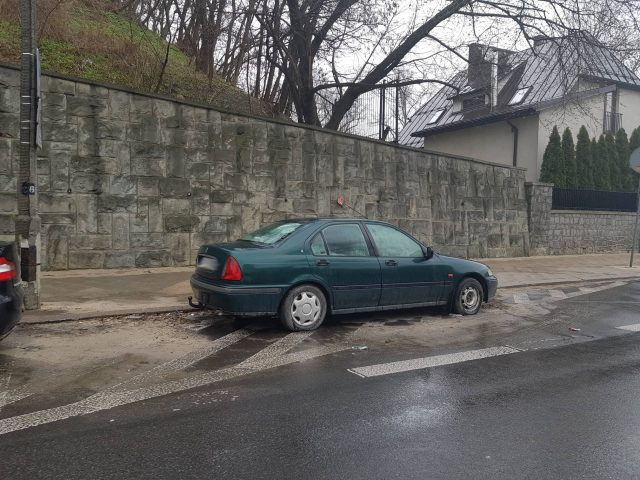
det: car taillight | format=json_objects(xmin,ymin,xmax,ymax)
[
  {"xmin": 221, "ymin": 256, "xmax": 242, "ymax": 281},
  {"xmin": 0, "ymin": 258, "xmax": 15, "ymax": 281}
]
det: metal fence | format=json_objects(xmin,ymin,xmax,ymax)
[
  {"xmin": 336, "ymin": 80, "xmax": 403, "ymax": 142},
  {"xmin": 552, "ymin": 187, "xmax": 638, "ymax": 212}
]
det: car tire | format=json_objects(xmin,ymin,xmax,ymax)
[
  {"xmin": 452, "ymin": 277, "xmax": 484, "ymax": 315},
  {"xmin": 280, "ymin": 284, "xmax": 327, "ymax": 331}
]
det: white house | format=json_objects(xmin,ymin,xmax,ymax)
[{"xmin": 399, "ymin": 34, "xmax": 640, "ymax": 181}]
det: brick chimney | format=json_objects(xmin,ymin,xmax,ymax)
[{"xmin": 468, "ymin": 43, "xmax": 492, "ymax": 90}]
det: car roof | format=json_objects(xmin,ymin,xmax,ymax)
[{"xmin": 291, "ymin": 217, "xmax": 392, "ymax": 224}]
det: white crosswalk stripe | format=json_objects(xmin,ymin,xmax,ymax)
[
  {"xmin": 0, "ymin": 325, "xmax": 361, "ymax": 436},
  {"xmin": 348, "ymin": 346, "xmax": 521, "ymax": 378}
]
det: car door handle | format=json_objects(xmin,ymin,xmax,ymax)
[
  {"xmin": 316, "ymin": 259, "xmax": 330, "ymax": 266},
  {"xmin": 385, "ymin": 260, "xmax": 398, "ymax": 267}
]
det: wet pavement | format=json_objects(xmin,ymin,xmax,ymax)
[
  {"xmin": 0, "ymin": 280, "xmax": 639, "ymax": 478},
  {"xmin": 28, "ymin": 252, "xmax": 640, "ymax": 322}
]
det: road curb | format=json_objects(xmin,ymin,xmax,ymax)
[
  {"xmin": 20, "ymin": 275, "xmax": 640, "ymax": 325},
  {"xmin": 21, "ymin": 304, "xmax": 194, "ymax": 325},
  {"xmin": 499, "ymin": 275, "xmax": 640, "ymax": 290}
]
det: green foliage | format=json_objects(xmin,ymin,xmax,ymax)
[
  {"xmin": 0, "ymin": 21, "xmax": 19, "ymax": 47},
  {"xmin": 561, "ymin": 128, "xmax": 577, "ymax": 188},
  {"xmin": 540, "ymin": 126, "xmax": 564, "ymax": 185},
  {"xmin": 630, "ymin": 127, "xmax": 640, "ymax": 189},
  {"xmin": 575, "ymin": 126, "xmax": 593, "ymax": 189},
  {"xmin": 605, "ymin": 133, "xmax": 620, "ymax": 190},
  {"xmin": 615, "ymin": 129, "xmax": 632, "ymax": 191},
  {"xmin": 593, "ymin": 135, "xmax": 612, "ymax": 190},
  {"xmin": 0, "ymin": 0, "xmax": 269, "ymax": 116}
]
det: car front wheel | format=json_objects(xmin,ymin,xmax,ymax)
[
  {"xmin": 280, "ymin": 284, "xmax": 327, "ymax": 331},
  {"xmin": 453, "ymin": 277, "xmax": 484, "ymax": 315}
]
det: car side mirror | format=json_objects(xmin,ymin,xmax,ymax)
[{"xmin": 423, "ymin": 246, "xmax": 434, "ymax": 260}]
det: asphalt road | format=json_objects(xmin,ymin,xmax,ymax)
[{"xmin": 1, "ymin": 281, "xmax": 640, "ymax": 479}]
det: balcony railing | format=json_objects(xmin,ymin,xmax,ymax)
[{"xmin": 603, "ymin": 111, "xmax": 623, "ymax": 134}]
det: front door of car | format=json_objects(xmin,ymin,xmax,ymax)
[
  {"xmin": 307, "ymin": 223, "xmax": 381, "ymax": 311},
  {"xmin": 364, "ymin": 223, "xmax": 443, "ymax": 306}
]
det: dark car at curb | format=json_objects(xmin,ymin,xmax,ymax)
[
  {"xmin": 0, "ymin": 241, "xmax": 23, "ymax": 340},
  {"xmin": 190, "ymin": 218, "xmax": 497, "ymax": 331}
]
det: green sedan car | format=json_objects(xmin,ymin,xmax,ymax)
[{"xmin": 190, "ymin": 218, "xmax": 497, "ymax": 331}]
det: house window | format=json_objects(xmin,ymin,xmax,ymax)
[
  {"xmin": 426, "ymin": 109, "xmax": 444, "ymax": 124},
  {"xmin": 508, "ymin": 87, "xmax": 531, "ymax": 106}
]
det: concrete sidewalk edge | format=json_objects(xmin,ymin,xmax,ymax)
[{"xmin": 21, "ymin": 274, "xmax": 640, "ymax": 325}]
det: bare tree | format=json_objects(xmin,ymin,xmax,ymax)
[{"xmin": 117, "ymin": 0, "xmax": 640, "ymax": 130}]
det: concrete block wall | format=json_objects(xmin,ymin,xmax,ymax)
[
  {"xmin": 0, "ymin": 65, "xmax": 530, "ymax": 270},
  {"xmin": 526, "ymin": 182, "xmax": 638, "ymax": 255}
]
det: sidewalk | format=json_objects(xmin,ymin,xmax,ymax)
[{"xmin": 24, "ymin": 253, "xmax": 640, "ymax": 323}]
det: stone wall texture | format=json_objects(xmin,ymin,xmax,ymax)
[
  {"xmin": 526, "ymin": 182, "xmax": 638, "ymax": 255},
  {"xmin": 0, "ymin": 65, "xmax": 531, "ymax": 270}
]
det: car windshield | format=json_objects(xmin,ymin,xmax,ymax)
[{"xmin": 239, "ymin": 222, "xmax": 303, "ymax": 245}]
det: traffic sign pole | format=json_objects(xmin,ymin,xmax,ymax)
[{"xmin": 631, "ymin": 176, "xmax": 640, "ymax": 268}]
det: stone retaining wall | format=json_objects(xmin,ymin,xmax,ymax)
[
  {"xmin": 526, "ymin": 182, "xmax": 638, "ymax": 255},
  {"xmin": 0, "ymin": 64, "xmax": 530, "ymax": 270}
]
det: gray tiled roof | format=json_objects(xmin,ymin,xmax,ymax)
[{"xmin": 400, "ymin": 35, "xmax": 640, "ymax": 146}]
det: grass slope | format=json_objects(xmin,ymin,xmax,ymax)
[{"xmin": 0, "ymin": 0, "xmax": 270, "ymax": 116}]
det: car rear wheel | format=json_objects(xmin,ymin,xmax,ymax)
[
  {"xmin": 280, "ymin": 284, "xmax": 327, "ymax": 331},
  {"xmin": 453, "ymin": 277, "xmax": 484, "ymax": 315}
]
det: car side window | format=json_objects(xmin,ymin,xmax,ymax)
[
  {"xmin": 310, "ymin": 234, "xmax": 328, "ymax": 256},
  {"xmin": 367, "ymin": 224, "xmax": 423, "ymax": 257},
  {"xmin": 322, "ymin": 224, "xmax": 370, "ymax": 257}
]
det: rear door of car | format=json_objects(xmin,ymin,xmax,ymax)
[
  {"xmin": 307, "ymin": 223, "xmax": 381, "ymax": 311},
  {"xmin": 364, "ymin": 223, "xmax": 443, "ymax": 306}
]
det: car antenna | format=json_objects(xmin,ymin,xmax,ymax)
[{"xmin": 337, "ymin": 195, "xmax": 368, "ymax": 219}]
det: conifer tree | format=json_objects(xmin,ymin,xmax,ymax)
[
  {"xmin": 615, "ymin": 129, "xmax": 631, "ymax": 191},
  {"xmin": 591, "ymin": 137, "xmax": 599, "ymax": 189},
  {"xmin": 575, "ymin": 126, "xmax": 593, "ymax": 189},
  {"xmin": 562, "ymin": 128, "xmax": 577, "ymax": 187},
  {"xmin": 539, "ymin": 126, "xmax": 564, "ymax": 185},
  {"xmin": 605, "ymin": 133, "xmax": 620, "ymax": 190},
  {"xmin": 629, "ymin": 127, "xmax": 640, "ymax": 190},
  {"xmin": 594, "ymin": 134, "xmax": 611, "ymax": 190}
]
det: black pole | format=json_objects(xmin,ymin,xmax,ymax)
[
  {"xmin": 630, "ymin": 176, "xmax": 640, "ymax": 267},
  {"xmin": 378, "ymin": 82, "xmax": 384, "ymax": 140},
  {"xmin": 395, "ymin": 79, "xmax": 399, "ymax": 143},
  {"xmin": 381, "ymin": 80, "xmax": 386, "ymax": 140},
  {"xmin": 17, "ymin": 0, "xmax": 40, "ymax": 309}
]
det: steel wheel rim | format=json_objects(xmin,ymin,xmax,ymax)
[
  {"xmin": 461, "ymin": 286, "xmax": 480, "ymax": 313},
  {"xmin": 291, "ymin": 291, "xmax": 321, "ymax": 326}
]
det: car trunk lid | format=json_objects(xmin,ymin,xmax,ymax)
[{"xmin": 195, "ymin": 241, "xmax": 267, "ymax": 281}]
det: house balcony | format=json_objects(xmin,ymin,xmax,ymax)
[{"xmin": 603, "ymin": 111, "xmax": 622, "ymax": 134}]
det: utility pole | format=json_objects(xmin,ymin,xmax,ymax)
[
  {"xmin": 629, "ymin": 148, "xmax": 640, "ymax": 268},
  {"xmin": 17, "ymin": 0, "xmax": 40, "ymax": 309},
  {"xmin": 630, "ymin": 176, "xmax": 640, "ymax": 268}
]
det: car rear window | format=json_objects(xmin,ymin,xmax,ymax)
[{"xmin": 240, "ymin": 222, "xmax": 303, "ymax": 245}]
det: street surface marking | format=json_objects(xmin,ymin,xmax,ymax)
[
  {"xmin": 0, "ymin": 327, "xmax": 362, "ymax": 436},
  {"xmin": 617, "ymin": 323, "xmax": 640, "ymax": 332},
  {"xmin": 348, "ymin": 346, "xmax": 520, "ymax": 378},
  {"xmin": 238, "ymin": 331, "xmax": 313, "ymax": 369},
  {"xmin": 0, "ymin": 387, "xmax": 32, "ymax": 412},
  {"xmin": 548, "ymin": 289, "xmax": 567, "ymax": 299},
  {"xmin": 105, "ymin": 327, "xmax": 256, "ymax": 392},
  {"xmin": 512, "ymin": 293, "xmax": 530, "ymax": 304}
]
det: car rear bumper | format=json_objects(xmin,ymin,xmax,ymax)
[
  {"xmin": 190, "ymin": 275, "xmax": 282, "ymax": 316},
  {"xmin": 486, "ymin": 276, "xmax": 498, "ymax": 300},
  {"xmin": 0, "ymin": 291, "xmax": 22, "ymax": 340}
]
